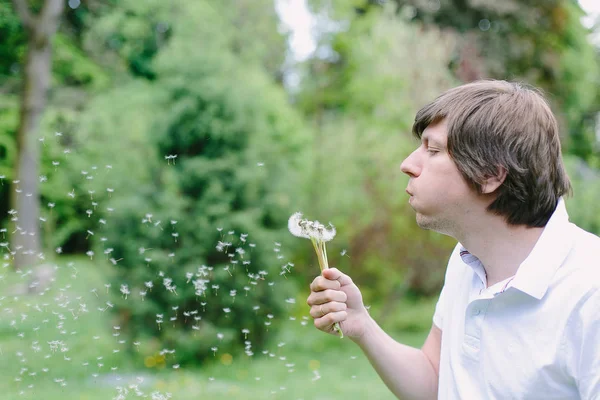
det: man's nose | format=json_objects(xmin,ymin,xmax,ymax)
[{"xmin": 400, "ymin": 149, "xmax": 420, "ymax": 177}]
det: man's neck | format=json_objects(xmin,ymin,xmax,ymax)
[{"xmin": 456, "ymin": 215, "xmax": 545, "ymax": 288}]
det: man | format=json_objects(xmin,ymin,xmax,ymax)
[{"xmin": 307, "ymin": 80, "xmax": 600, "ymax": 399}]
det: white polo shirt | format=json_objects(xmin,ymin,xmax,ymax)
[{"xmin": 433, "ymin": 200, "xmax": 600, "ymax": 399}]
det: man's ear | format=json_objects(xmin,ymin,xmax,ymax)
[{"xmin": 481, "ymin": 166, "xmax": 507, "ymax": 194}]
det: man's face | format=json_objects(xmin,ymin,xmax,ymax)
[{"xmin": 400, "ymin": 121, "xmax": 478, "ymax": 235}]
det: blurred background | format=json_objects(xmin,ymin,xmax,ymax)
[{"xmin": 1, "ymin": 0, "xmax": 599, "ymax": 398}]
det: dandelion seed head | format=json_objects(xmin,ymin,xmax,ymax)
[{"xmin": 287, "ymin": 212, "xmax": 308, "ymax": 238}]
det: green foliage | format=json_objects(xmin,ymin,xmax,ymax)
[
  {"xmin": 0, "ymin": 95, "xmax": 18, "ymax": 180},
  {"xmin": 0, "ymin": 1, "xmax": 26, "ymax": 79},
  {"xmin": 377, "ymin": 295, "xmax": 438, "ymax": 334},
  {"xmin": 0, "ymin": 95, "xmax": 18, "ymax": 226},
  {"xmin": 82, "ymin": 0, "xmax": 287, "ymax": 81},
  {"xmin": 82, "ymin": 0, "xmax": 173, "ymax": 79},
  {"xmin": 52, "ymin": 33, "xmax": 110, "ymax": 89},
  {"xmin": 564, "ymin": 155, "xmax": 600, "ymax": 235}
]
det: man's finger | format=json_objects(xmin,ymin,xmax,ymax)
[
  {"xmin": 322, "ymin": 268, "xmax": 353, "ymax": 287},
  {"xmin": 314, "ymin": 311, "xmax": 348, "ymax": 331},
  {"xmin": 309, "ymin": 302, "xmax": 347, "ymax": 318},
  {"xmin": 310, "ymin": 276, "xmax": 341, "ymax": 292},
  {"xmin": 307, "ymin": 289, "xmax": 347, "ymax": 306}
]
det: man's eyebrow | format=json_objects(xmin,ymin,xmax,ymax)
[{"xmin": 421, "ymin": 135, "xmax": 445, "ymax": 147}]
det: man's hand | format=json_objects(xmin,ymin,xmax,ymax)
[{"xmin": 307, "ymin": 268, "xmax": 371, "ymax": 340}]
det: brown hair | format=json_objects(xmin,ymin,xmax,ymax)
[{"xmin": 412, "ymin": 80, "xmax": 572, "ymax": 227}]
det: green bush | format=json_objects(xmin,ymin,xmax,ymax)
[{"xmin": 84, "ymin": 2, "xmax": 311, "ymax": 365}]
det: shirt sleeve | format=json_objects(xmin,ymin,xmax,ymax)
[
  {"xmin": 563, "ymin": 288, "xmax": 600, "ymax": 399},
  {"xmin": 432, "ymin": 243, "xmax": 462, "ymax": 329}
]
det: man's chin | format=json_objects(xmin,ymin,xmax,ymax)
[
  {"xmin": 416, "ymin": 214, "xmax": 455, "ymax": 237},
  {"xmin": 415, "ymin": 213, "xmax": 430, "ymax": 229}
]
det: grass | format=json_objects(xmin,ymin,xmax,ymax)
[{"xmin": 0, "ymin": 257, "xmax": 430, "ymax": 399}]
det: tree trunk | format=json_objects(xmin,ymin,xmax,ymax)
[
  {"xmin": 11, "ymin": 45, "xmax": 51, "ymax": 268},
  {"xmin": 10, "ymin": 0, "xmax": 64, "ymax": 270}
]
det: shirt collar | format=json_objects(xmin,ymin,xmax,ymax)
[{"xmin": 459, "ymin": 198, "xmax": 575, "ymax": 300}]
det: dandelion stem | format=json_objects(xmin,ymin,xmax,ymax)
[{"xmin": 321, "ymin": 242, "xmax": 328, "ymax": 269}]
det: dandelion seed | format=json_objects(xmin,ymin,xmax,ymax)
[{"xmin": 120, "ymin": 284, "xmax": 130, "ymax": 299}]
